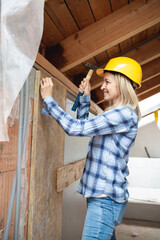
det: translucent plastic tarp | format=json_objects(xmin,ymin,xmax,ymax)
[{"xmin": 0, "ymin": 0, "xmax": 44, "ymax": 141}]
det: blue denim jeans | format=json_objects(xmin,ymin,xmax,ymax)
[{"xmin": 82, "ymin": 196, "xmax": 127, "ymax": 240}]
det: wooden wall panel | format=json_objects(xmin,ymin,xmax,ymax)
[{"xmin": 28, "ymin": 71, "xmax": 66, "ymax": 240}]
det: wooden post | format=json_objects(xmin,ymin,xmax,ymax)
[{"xmin": 28, "ymin": 71, "xmax": 66, "ymax": 240}]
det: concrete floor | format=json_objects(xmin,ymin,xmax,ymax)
[{"xmin": 116, "ymin": 219, "xmax": 160, "ymax": 240}]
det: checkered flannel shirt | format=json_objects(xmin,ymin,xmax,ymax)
[{"xmin": 42, "ymin": 95, "xmax": 138, "ymax": 203}]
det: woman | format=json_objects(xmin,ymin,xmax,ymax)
[{"xmin": 40, "ymin": 57, "xmax": 142, "ymax": 240}]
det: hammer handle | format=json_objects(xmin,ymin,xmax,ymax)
[{"xmin": 71, "ymin": 69, "xmax": 94, "ymax": 111}]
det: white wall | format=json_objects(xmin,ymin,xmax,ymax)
[
  {"xmin": 130, "ymin": 121, "xmax": 160, "ymax": 158},
  {"xmin": 128, "ymin": 157, "xmax": 160, "ymax": 189},
  {"xmin": 125, "ymin": 120, "xmax": 160, "ymax": 222}
]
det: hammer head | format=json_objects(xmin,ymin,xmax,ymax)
[{"xmin": 85, "ymin": 62, "xmax": 98, "ymax": 71}]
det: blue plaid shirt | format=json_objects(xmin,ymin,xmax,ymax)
[{"xmin": 42, "ymin": 95, "xmax": 138, "ymax": 203}]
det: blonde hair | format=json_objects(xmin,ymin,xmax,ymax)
[{"xmin": 105, "ymin": 73, "xmax": 141, "ymax": 120}]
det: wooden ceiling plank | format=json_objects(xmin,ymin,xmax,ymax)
[
  {"xmin": 120, "ymin": 38, "xmax": 132, "ymax": 52},
  {"xmin": 142, "ymin": 57, "xmax": 160, "ymax": 82},
  {"xmin": 65, "ymin": 0, "xmax": 95, "ymax": 29},
  {"xmin": 131, "ymin": 30, "xmax": 147, "ymax": 47},
  {"xmin": 107, "ymin": 44, "xmax": 121, "ymax": 58},
  {"xmin": 124, "ymin": 37, "xmax": 160, "ymax": 65},
  {"xmin": 35, "ymin": 53, "xmax": 103, "ymax": 115},
  {"xmin": 138, "ymin": 86, "xmax": 160, "ymax": 101},
  {"xmin": 65, "ymin": 64, "xmax": 87, "ymax": 78},
  {"xmin": 57, "ymin": 0, "xmax": 160, "ymax": 72},
  {"xmin": 42, "ymin": 11, "xmax": 64, "ymax": 48},
  {"xmin": 147, "ymin": 23, "xmax": 160, "ymax": 39},
  {"xmin": 45, "ymin": 0, "xmax": 79, "ymax": 38},
  {"xmin": 136, "ymin": 75, "xmax": 160, "ymax": 95},
  {"xmin": 110, "ymin": 0, "xmax": 128, "ymax": 11},
  {"xmin": 94, "ymin": 51, "xmax": 109, "ymax": 65},
  {"xmin": 89, "ymin": 0, "xmax": 112, "ymax": 20}
]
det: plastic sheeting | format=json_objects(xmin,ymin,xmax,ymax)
[{"xmin": 0, "ymin": 0, "xmax": 44, "ymax": 141}]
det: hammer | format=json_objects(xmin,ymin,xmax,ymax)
[{"xmin": 71, "ymin": 63, "xmax": 98, "ymax": 111}]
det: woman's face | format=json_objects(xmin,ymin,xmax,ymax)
[{"xmin": 101, "ymin": 72, "xmax": 120, "ymax": 104}]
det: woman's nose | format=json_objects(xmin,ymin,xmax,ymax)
[{"xmin": 101, "ymin": 82, "xmax": 105, "ymax": 90}]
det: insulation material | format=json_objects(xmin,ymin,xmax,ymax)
[{"xmin": 0, "ymin": 0, "xmax": 44, "ymax": 141}]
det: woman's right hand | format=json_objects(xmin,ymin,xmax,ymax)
[{"xmin": 79, "ymin": 78, "xmax": 91, "ymax": 96}]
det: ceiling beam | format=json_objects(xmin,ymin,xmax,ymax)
[
  {"xmin": 124, "ymin": 37, "xmax": 160, "ymax": 65},
  {"xmin": 138, "ymin": 86, "xmax": 160, "ymax": 101},
  {"xmin": 136, "ymin": 74, "xmax": 160, "ymax": 96},
  {"xmin": 142, "ymin": 57, "xmax": 160, "ymax": 82},
  {"xmin": 91, "ymin": 38, "xmax": 160, "ymax": 90},
  {"xmin": 52, "ymin": 0, "xmax": 160, "ymax": 72}
]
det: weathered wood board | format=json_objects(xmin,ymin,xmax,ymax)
[
  {"xmin": 28, "ymin": 71, "xmax": 66, "ymax": 240},
  {"xmin": 57, "ymin": 158, "xmax": 85, "ymax": 192}
]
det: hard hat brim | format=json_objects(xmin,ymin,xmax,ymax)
[{"xmin": 96, "ymin": 69, "xmax": 105, "ymax": 77}]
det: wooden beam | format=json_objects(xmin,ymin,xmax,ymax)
[
  {"xmin": 141, "ymin": 57, "xmax": 160, "ymax": 82},
  {"xmin": 57, "ymin": 158, "xmax": 85, "ymax": 192},
  {"xmin": 91, "ymin": 39, "xmax": 160, "ymax": 90},
  {"xmin": 138, "ymin": 86, "xmax": 160, "ymax": 101},
  {"xmin": 124, "ymin": 37, "xmax": 160, "ymax": 65},
  {"xmin": 35, "ymin": 53, "xmax": 103, "ymax": 115},
  {"xmin": 136, "ymin": 74, "xmax": 160, "ymax": 96},
  {"xmin": 54, "ymin": 0, "xmax": 160, "ymax": 72}
]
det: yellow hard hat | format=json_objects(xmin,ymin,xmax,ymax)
[{"xmin": 96, "ymin": 57, "xmax": 142, "ymax": 88}]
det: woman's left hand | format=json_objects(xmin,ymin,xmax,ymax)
[{"xmin": 40, "ymin": 77, "xmax": 54, "ymax": 100}]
